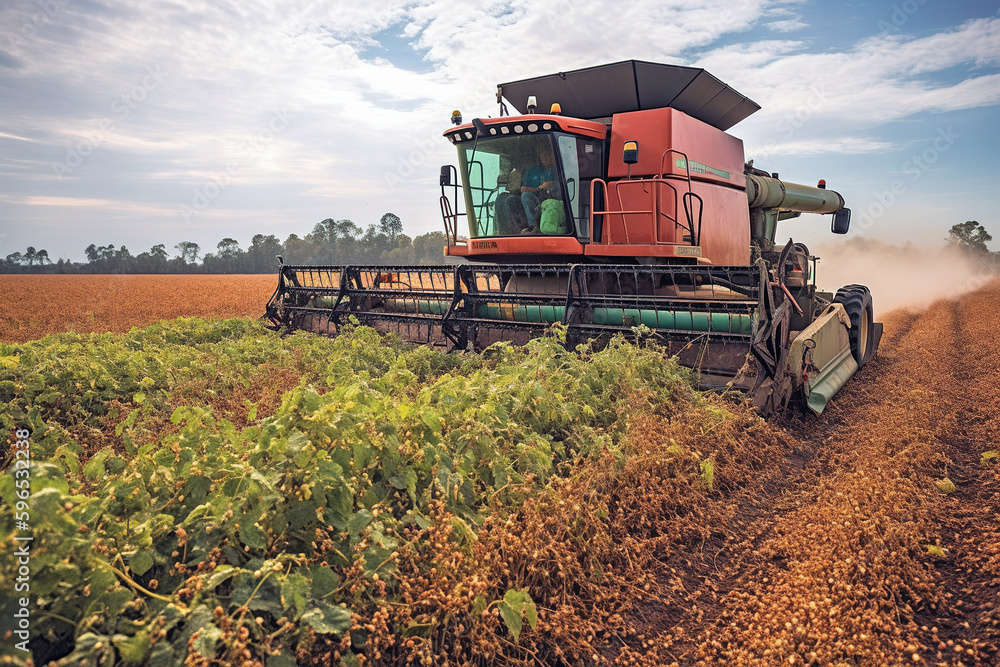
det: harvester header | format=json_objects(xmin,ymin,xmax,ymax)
[{"xmin": 266, "ymin": 60, "xmax": 881, "ymax": 415}]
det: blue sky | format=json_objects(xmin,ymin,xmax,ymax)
[{"xmin": 1, "ymin": 0, "xmax": 998, "ymax": 263}]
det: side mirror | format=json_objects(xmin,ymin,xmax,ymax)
[
  {"xmin": 440, "ymin": 165, "xmax": 452, "ymax": 187},
  {"xmin": 831, "ymin": 208, "xmax": 851, "ymax": 234}
]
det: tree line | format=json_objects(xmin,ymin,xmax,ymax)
[
  {"xmin": 1, "ymin": 213, "xmax": 449, "ymax": 274},
  {"xmin": 5, "ymin": 218, "xmax": 997, "ymax": 274}
]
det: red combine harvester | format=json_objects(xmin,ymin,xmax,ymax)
[{"xmin": 266, "ymin": 60, "xmax": 882, "ymax": 414}]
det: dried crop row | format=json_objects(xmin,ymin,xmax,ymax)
[
  {"xmin": 0, "ymin": 274, "xmax": 277, "ymax": 343},
  {"xmin": 594, "ymin": 283, "xmax": 999, "ymax": 666},
  {"xmin": 679, "ymin": 284, "xmax": 1000, "ymax": 666}
]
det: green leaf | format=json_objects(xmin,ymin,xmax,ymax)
[
  {"xmin": 146, "ymin": 642, "xmax": 175, "ymax": 667},
  {"xmin": 471, "ymin": 595, "xmax": 487, "ymax": 616},
  {"xmin": 338, "ymin": 654, "xmax": 362, "ymax": 667},
  {"xmin": 190, "ymin": 623, "xmax": 223, "ymax": 658},
  {"xmin": 926, "ymin": 544, "xmax": 949, "ymax": 558},
  {"xmin": 205, "ymin": 565, "xmax": 237, "ymax": 592},
  {"xmin": 266, "ymin": 651, "xmax": 298, "ymax": 667},
  {"xmin": 133, "ymin": 391, "xmax": 146, "ymax": 404},
  {"xmin": 699, "ymin": 459, "xmax": 715, "ymax": 492},
  {"xmin": 936, "ymin": 477, "xmax": 956, "ymax": 494},
  {"xmin": 498, "ymin": 601, "xmax": 523, "ymax": 641},
  {"xmin": 84, "ymin": 449, "xmax": 113, "ymax": 480},
  {"xmin": 388, "ymin": 468, "xmax": 417, "ymax": 503},
  {"xmin": 421, "ymin": 408, "xmax": 442, "ymax": 433},
  {"xmin": 310, "ymin": 566, "xmax": 340, "ymax": 599},
  {"xmin": 499, "ymin": 589, "xmax": 537, "ymax": 641},
  {"xmin": 281, "ymin": 572, "xmax": 310, "ymax": 614},
  {"xmin": 524, "ymin": 598, "xmax": 538, "ymax": 630},
  {"xmin": 294, "ymin": 448, "xmax": 313, "ymax": 469},
  {"xmin": 239, "ymin": 510, "xmax": 268, "ymax": 550},
  {"xmin": 184, "ymin": 475, "xmax": 212, "ymax": 503},
  {"xmin": 113, "ymin": 630, "xmax": 151, "ymax": 666},
  {"xmin": 348, "ymin": 509, "xmax": 374, "ymax": 537},
  {"xmin": 301, "ymin": 600, "xmax": 352, "ymax": 635},
  {"xmin": 129, "ymin": 550, "xmax": 154, "ymax": 577}
]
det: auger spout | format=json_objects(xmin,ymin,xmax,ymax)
[
  {"xmin": 746, "ymin": 174, "xmax": 849, "ymax": 243},
  {"xmin": 745, "ymin": 174, "xmax": 845, "ymax": 214}
]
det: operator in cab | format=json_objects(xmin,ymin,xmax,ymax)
[{"xmin": 518, "ymin": 148, "xmax": 566, "ymax": 235}]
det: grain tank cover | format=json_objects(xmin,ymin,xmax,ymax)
[{"xmin": 498, "ymin": 59, "xmax": 760, "ymax": 131}]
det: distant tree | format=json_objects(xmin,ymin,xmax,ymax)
[
  {"xmin": 85, "ymin": 244, "xmax": 99, "ymax": 263},
  {"xmin": 379, "ymin": 212, "xmax": 403, "ymax": 241},
  {"xmin": 175, "ymin": 241, "xmax": 201, "ymax": 264},
  {"xmin": 114, "ymin": 246, "xmax": 133, "ymax": 273},
  {"xmin": 412, "ymin": 232, "xmax": 448, "ymax": 264},
  {"xmin": 947, "ymin": 221, "xmax": 992, "ymax": 254},
  {"xmin": 217, "ymin": 238, "xmax": 240, "ymax": 259},
  {"xmin": 135, "ymin": 243, "xmax": 170, "ymax": 273},
  {"xmin": 6, "ymin": 251, "xmax": 23, "ymax": 266},
  {"xmin": 24, "ymin": 247, "xmax": 37, "ymax": 266},
  {"xmin": 35, "ymin": 249, "xmax": 51, "ymax": 265},
  {"xmin": 283, "ymin": 233, "xmax": 313, "ymax": 264},
  {"xmin": 247, "ymin": 234, "xmax": 283, "ymax": 273}
]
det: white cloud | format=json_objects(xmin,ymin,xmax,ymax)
[
  {"xmin": 705, "ymin": 18, "xmax": 1000, "ymax": 155},
  {"xmin": 763, "ymin": 5, "xmax": 807, "ymax": 32},
  {"xmin": 1, "ymin": 1, "xmax": 999, "ymax": 259}
]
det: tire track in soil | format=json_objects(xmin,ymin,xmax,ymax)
[
  {"xmin": 618, "ymin": 284, "xmax": 1000, "ymax": 666},
  {"xmin": 922, "ymin": 288, "xmax": 1000, "ymax": 663}
]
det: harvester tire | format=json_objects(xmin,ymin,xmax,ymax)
[{"xmin": 834, "ymin": 285, "xmax": 874, "ymax": 367}]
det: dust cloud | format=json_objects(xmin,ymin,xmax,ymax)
[{"xmin": 809, "ymin": 238, "xmax": 998, "ymax": 316}]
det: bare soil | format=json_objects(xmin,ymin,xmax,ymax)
[{"xmin": 617, "ymin": 281, "xmax": 1000, "ymax": 666}]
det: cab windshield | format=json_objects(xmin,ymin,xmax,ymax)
[{"xmin": 458, "ymin": 133, "xmax": 579, "ymax": 238}]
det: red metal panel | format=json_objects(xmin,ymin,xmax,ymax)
[
  {"xmin": 582, "ymin": 244, "xmax": 702, "ymax": 259},
  {"xmin": 693, "ymin": 181, "xmax": 751, "ymax": 266},
  {"xmin": 447, "ymin": 236, "xmax": 585, "ymax": 259},
  {"xmin": 598, "ymin": 179, "xmax": 681, "ymax": 246},
  {"xmin": 607, "ymin": 107, "xmax": 746, "ymax": 189}
]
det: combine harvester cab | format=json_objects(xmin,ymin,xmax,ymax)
[{"xmin": 266, "ymin": 60, "xmax": 882, "ymax": 415}]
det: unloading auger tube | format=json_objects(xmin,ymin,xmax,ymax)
[{"xmin": 262, "ymin": 253, "xmax": 874, "ymax": 415}]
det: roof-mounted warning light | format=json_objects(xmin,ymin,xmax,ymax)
[
  {"xmin": 817, "ymin": 179, "xmax": 827, "ymax": 189},
  {"xmin": 451, "ymin": 110, "xmax": 462, "ymax": 126},
  {"xmin": 549, "ymin": 103, "xmax": 561, "ymax": 115},
  {"xmin": 526, "ymin": 95, "xmax": 537, "ymax": 113},
  {"xmin": 623, "ymin": 140, "xmax": 639, "ymax": 164}
]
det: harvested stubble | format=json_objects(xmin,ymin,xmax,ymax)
[{"xmin": 0, "ymin": 274, "xmax": 276, "ymax": 343}]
